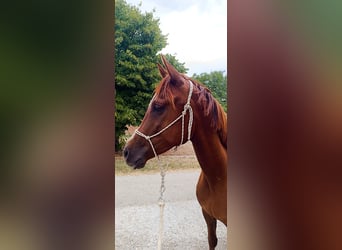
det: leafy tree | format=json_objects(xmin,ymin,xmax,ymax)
[
  {"xmin": 192, "ymin": 71, "xmax": 227, "ymax": 112},
  {"xmin": 115, "ymin": 0, "xmax": 165, "ymax": 150},
  {"xmin": 115, "ymin": 0, "xmax": 189, "ymax": 151}
]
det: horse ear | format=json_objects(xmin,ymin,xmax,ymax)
[
  {"xmin": 157, "ymin": 63, "xmax": 167, "ymax": 78},
  {"xmin": 161, "ymin": 54, "xmax": 183, "ymax": 85}
]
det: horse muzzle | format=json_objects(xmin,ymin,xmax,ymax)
[{"xmin": 123, "ymin": 143, "xmax": 148, "ymax": 169}]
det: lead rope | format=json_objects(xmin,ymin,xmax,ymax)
[
  {"xmin": 134, "ymin": 131, "xmax": 166, "ymax": 250},
  {"xmin": 157, "ymin": 161, "xmax": 166, "ymax": 250},
  {"xmin": 134, "ymin": 80, "xmax": 194, "ymax": 250}
]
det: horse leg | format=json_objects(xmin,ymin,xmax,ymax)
[{"xmin": 202, "ymin": 208, "xmax": 218, "ymax": 249}]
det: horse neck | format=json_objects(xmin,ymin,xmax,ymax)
[{"xmin": 191, "ymin": 116, "xmax": 227, "ymax": 185}]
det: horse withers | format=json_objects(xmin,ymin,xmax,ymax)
[{"xmin": 123, "ymin": 55, "xmax": 227, "ymax": 249}]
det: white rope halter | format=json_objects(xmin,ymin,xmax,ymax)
[
  {"xmin": 134, "ymin": 79, "xmax": 194, "ymax": 159},
  {"xmin": 134, "ymin": 79, "xmax": 194, "ymax": 250}
]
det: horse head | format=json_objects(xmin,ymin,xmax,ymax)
[{"xmin": 123, "ymin": 55, "xmax": 194, "ymax": 169}]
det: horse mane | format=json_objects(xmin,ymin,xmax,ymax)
[
  {"xmin": 187, "ymin": 77, "xmax": 227, "ymax": 149},
  {"xmin": 154, "ymin": 75, "xmax": 227, "ymax": 149}
]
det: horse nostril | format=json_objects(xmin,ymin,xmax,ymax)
[{"xmin": 123, "ymin": 148, "xmax": 129, "ymax": 159}]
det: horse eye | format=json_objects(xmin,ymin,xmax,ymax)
[{"xmin": 152, "ymin": 103, "xmax": 164, "ymax": 112}]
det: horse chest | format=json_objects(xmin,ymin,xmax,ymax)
[{"xmin": 196, "ymin": 173, "xmax": 227, "ymax": 223}]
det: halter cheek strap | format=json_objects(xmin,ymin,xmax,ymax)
[{"xmin": 134, "ymin": 80, "xmax": 194, "ymax": 159}]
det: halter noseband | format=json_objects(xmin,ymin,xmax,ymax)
[{"xmin": 135, "ymin": 80, "xmax": 194, "ymax": 159}]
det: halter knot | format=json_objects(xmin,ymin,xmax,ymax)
[{"xmin": 184, "ymin": 103, "xmax": 191, "ymax": 110}]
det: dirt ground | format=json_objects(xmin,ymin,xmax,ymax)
[
  {"xmin": 115, "ymin": 170, "xmax": 227, "ymax": 249},
  {"xmin": 115, "ymin": 127, "xmax": 227, "ymax": 249}
]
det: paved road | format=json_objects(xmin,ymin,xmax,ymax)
[{"xmin": 115, "ymin": 169, "xmax": 227, "ymax": 249}]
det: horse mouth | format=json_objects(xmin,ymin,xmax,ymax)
[
  {"xmin": 126, "ymin": 158, "xmax": 146, "ymax": 170},
  {"xmin": 133, "ymin": 160, "xmax": 146, "ymax": 169}
]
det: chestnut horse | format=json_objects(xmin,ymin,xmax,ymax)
[{"xmin": 123, "ymin": 55, "xmax": 227, "ymax": 249}]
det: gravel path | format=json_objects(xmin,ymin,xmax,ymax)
[{"xmin": 115, "ymin": 169, "xmax": 227, "ymax": 249}]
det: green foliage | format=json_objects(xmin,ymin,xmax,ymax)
[
  {"xmin": 160, "ymin": 54, "xmax": 188, "ymax": 73},
  {"xmin": 115, "ymin": 0, "xmax": 168, "ymax": 151},
  {"xmin": 192, "ymin": 71, "xmax": 227, "ymax": 112}
]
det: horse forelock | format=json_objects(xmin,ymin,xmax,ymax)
[{"xmin": 153, "ymin": 76, "xmax": 176, "ymax": 109}]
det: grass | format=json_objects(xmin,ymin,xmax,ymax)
[{"xmin": 115, "ymin": 155, "xmax": 200, "ymax": 175}]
